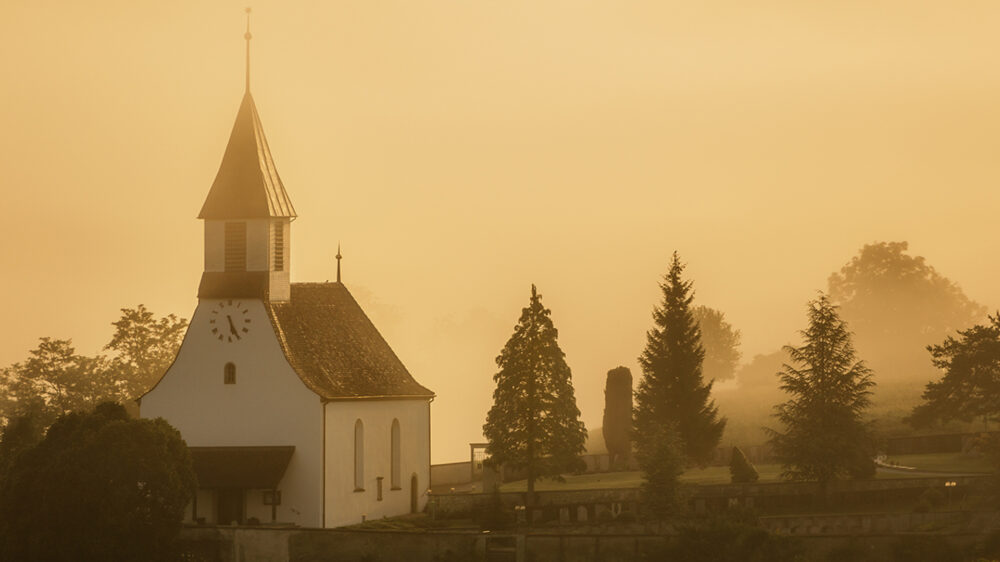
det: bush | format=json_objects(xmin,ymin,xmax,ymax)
[
  {"xmin": 648, "ymin": 515, "xmax": 804, "ymax": 562},
  {"xmin": 890, "ymin": 534, "xmax": 964, "ymax": 562},
  {"xmin": 0, "ymin": 403, "xmax": 195, "ymax": 562},
  {"xmin": 729, "ymin": 447, "xmax": 759, "ymax": 483}
]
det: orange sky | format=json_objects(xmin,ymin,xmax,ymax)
[{"xmin": 3, "ymin": 1, "xmax": 1000, "ymax": 462}]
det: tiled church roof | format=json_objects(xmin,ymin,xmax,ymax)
[
  {"xmin": 198, "ymin": 91, "xmax": 296, "ymax": 220},
  {"xmin": 267, "ymin": 283, "xmax": 434, "ymax": 399}
]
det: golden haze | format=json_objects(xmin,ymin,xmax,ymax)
[{"xmin": 2, "ymin": 1, "xmax": 999, "ymax": 462}]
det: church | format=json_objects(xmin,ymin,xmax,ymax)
[{"xmin": 139, "ymin": 30, "xmax": 434, "ymax": 528}]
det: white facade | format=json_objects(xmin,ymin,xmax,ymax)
[
  {"xmin": 141, "ymin": 297, "xmax": 433, "ymax": 528},
  {"xmin": 323, "ymin": 399, "xmax": 431, "ymax": 527},
  {"xmin": 141, "ymin": 299, "xmax": 324, "ymax": 526}
]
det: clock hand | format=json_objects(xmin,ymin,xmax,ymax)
[{"xmin": 227, "ymin": 315, "xmax": 240, "ymax": 339}]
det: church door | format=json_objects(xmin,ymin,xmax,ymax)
[
  {"xmin": 217, "ymin": 488, "xmax": 245, "ymax": 525},
  {"xmin": 410, "ymin": 474, "xmax": 418, "ymax": 513}
]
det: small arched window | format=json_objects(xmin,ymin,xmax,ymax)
[
  {"xmin": 224, "ymin": 363, "xmax": 236, "ymax": 385},
  {"xmin": 354, "ymin": 419, "xmax": 365, "ymax": 491},
  {"xmin": 390, "ymin": 419, "xmax": 401, "ymax": 490}
]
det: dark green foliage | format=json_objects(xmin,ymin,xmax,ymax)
[
  {"xmin": 729, "ymin": 446, "xmax": 759, "ymax": 483},
  {"xmin": 477, "ymin": 487, "xmax": 512, "ymax": 530},
  {"xmin": 0, "ymin": 411, "xmax": 43, "ymax": 482},
  {"xmin": 635, "ymin": 252, "xmax": 726, "ymax": 466},
  {"xmin": 104, "ymin": 304, "xmax": 188, "ymax": 401},
  {"xmin": 908, "ymin": 314, "xmax": 1000, "ymax": 429},
  {"xmin": 652, "ymin": 515, "xmax": 804, "ymax": 562},
  {"xmin": 828, "ymin": 241, "xmax": 985, "ymax": 398},
  {"xmin": 823, "ymin": 539, "xmax": 879, "ymax": 562},
  {"xmin": 769, "ymin": 294, "xmax": 876, "ymax": 484},
  {"xmin": 0, "ymin": 306, "xmax": 186, "ymax": 429},
  {"xmin": 0, "ymin": 403, "xmax": 196, "ymax": 562},
  {"xmin": 483, "ymin": 285, "xmax": 587, "ymax": 506},
  {"xmin": 635, "ymin": 424, "xmax": 685, "ymax": 517},
  {"xmin": 602, "ymin": 366, "xmax": 633, "ymax": 469},
  {"xmin": 0, "ymin": 338, "xmax": 119, "ymax": 429},
  {"xmin": 692, "ymin": 306, "xmax": 742, "ymax": 382},
  {"xmin": 889, "ymin": 534, "xmax": 964, "ymax": 562}
]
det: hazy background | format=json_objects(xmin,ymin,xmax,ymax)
[{"xmin": 2, "ymin": 1, "xmax": 999, "ymax": 463}]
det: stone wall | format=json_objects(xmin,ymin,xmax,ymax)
[
  {"xmin": 429, "ymin": 475, "xmax": 993, "ymax": 520},
  {"xmin": 430, "ymin": 461, "xmax": 471, "ymax": 487},
  {"xmin": 179, "ymin": 522, "xmax": 999, "ymax": 562}
]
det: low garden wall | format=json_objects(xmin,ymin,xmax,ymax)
[
  {"xmin": 429, "ymin": 475, "xmax": 994, "ymax": 521},
  {"xmin": 178, "ymin": 522, "xmax": 999, "ymax": 562}
]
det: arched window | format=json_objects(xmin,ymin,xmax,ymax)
[
  {"xmin": 224, "ymin": 363, "xmax": 236, "ymax": 384},
  {"xmin": 354, "ymin": 419, "xmax": 365, "ymax": 491},
  {"xmin": 390, "ymin": 419, "xmax": 401, "ymax": 490}
]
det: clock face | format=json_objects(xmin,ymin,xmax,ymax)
[{"xmin": 209, "ymin": 300, "xmax": 252, "ymax": 343}]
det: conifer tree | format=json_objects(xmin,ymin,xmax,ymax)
[
  {"xmin": 483, "ymin": 285, "xmax": 587, "ymax": 512},
  {"xmin": 635, "ymin": 252, "xmax": 726, "ymax": 466},
  {"xmin": 729, "ymin": 447, "xmax": 759, "ymax": 483},
  {"xmin": 602, "ymin": 366, "xmax": 633, "ymax": 469},
  {"xmin": 768, "ymin": 294, "xmax": 875, "ymax": 484}
]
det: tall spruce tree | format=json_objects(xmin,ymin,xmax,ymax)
[
  {"xmin": 769, "ymin": 294, "xmax": 876, "ymax": 484},
  {"xmin": 483, "ymin": 285, "xmax": 587, "ymax": 511},
  {"xmin": 635, "ymin": 252, "xmax": 726, "ymax": 466}
]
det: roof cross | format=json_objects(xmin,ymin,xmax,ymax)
[{"xmin": 336, "ymin": 244, "xmax": 343, "ymax": 283}]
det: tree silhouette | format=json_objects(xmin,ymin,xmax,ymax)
[
  {"xmin": 909, "ymin": 314, "xmax": 1000, "ymax": 430},
  {"xmin": 0, "ymin": 403, "xmax": 195, "ymax": 562},
  {"xmin": 769, "ymin": 294, "xmax": 875, "ymax": 484},
  {"xmin": 692, "ymin": 306, "xmax": 742, "ymax": 382},
  {"xmin": 828, "ymin": 241, "xmax": 985, "ymax": 397},
  {"xmin": 602, "ymin": 366, "xmax": 633, "ymax": 469},
  {"xmin": 483, "ymin": 285, "xmax": 586, "ymax": 514},
  {"xmin": 635, "ymin": 252, "xmax": 725, "ymax": 466}
]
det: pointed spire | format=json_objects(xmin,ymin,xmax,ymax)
[
  {"xmin": 244, "ymin": 7, "xmax": 252, "ymax": 92},
  {"xmin": 336, "ymin": 243, "xmax": 343, "ymax": 283}
]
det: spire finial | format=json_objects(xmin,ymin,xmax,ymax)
[
  {"xmin": 336, "ymin": 243, "xmax": 343, "ymax": 283},
  {"xmin": 244, "ymin": 7, "xmax": 252, "ymax": 92}
]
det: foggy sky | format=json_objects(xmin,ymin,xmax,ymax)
[{"xmin": 3, "ymin": 1, "xmax": 999, "ymax": 462}]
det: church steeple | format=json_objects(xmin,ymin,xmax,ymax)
[
  {"xmin": 198, "ymin": 11, "xmax": 294, "ymax": 303},
  {"xmin": 198, "ymin": 9, "xmax": 295, "ymax": 221}
]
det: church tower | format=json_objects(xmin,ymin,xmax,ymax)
[{"xmin": 197, "ymin": 15, "xmax": 295, "ymax": 303}]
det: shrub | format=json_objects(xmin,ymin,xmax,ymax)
[
  {"xmin": 729, "ymin": 447, "xmax": 759, "ymax": 483},
  {"xmin": 648, "ymin": 515, "xmax": 804, "ymax": 562}
]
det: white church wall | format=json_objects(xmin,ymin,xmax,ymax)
[
  {"xmin": 323, "ymin": 399, "xmax": 431, "ymax": 528},
  {"xmin": 141, "ymin": 299, "xmax": 324, "ymax": 527}
]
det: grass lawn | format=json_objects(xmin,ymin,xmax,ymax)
[
  {"xmin": 499, "ymin": 464, "xmax": 786, "ymax": 492},
  {"xmin": 497, "ymin": 453, "xmax": 994, "ymax": 492},
  {"xmin": 885, "ymin": 452, "xmax": 993, "ymax": 474}
]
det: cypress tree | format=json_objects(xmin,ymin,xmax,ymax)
[
  {"xmin": 635, "ymin": 252, "xmax": 726, "ymax": 466},
  {"xmin": 768, "ymin": 294, "xmax": 875, "ymax": 484},
  {"xmin": 483, "ymin": 285, "xmax": 587, "ymax": 514},
  {"xmin": 602, "ymin": 366, "xmax": 633, "ymax": 470}
]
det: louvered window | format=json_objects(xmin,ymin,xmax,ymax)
[
  {"xmin": 225, "ymin": 222, "xmax": 247, "ymax": 271},
  {"xmin": 273, "ymin": 221, "xmax": 284, "ymax": 271}
]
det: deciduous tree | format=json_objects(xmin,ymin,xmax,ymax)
[
  {"xmin": 908, "ymin": 313, "xmax": 1000, "ymax": 430},
  {"xmin": 768, "ymin": 294, "xmax": 875, "ymax": 484},
  {"xmin": 692, "ymin": 306, "xmax": 742, "ymax": 383},
  {"xmin": 483, "ymin": 285, "xmax": 586, "ymax": 513},
  {"xmin": 105, "ymin": 304, "xmax": 187, "ymax": 400},
  {"xmin": 828, "ymin": 241, "xmax": 985, "ymax": 396},
  {"xmin": 635, "ymin": 252, "xmax": 725, "ymax": 466},
  {"xmin": 0, "ymin": 403, "xmax": 195, "ymax": 562}
]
